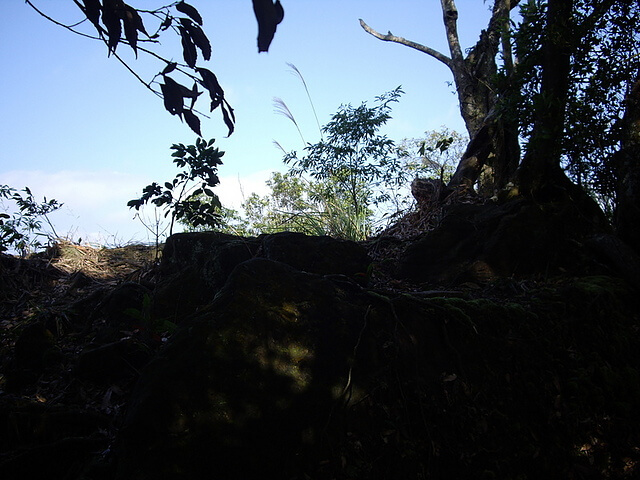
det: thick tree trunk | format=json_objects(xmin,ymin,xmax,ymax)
[
  {"xmin": 615, "ymin": 77, "xmax": 640, "ymax": 252},
  {"xmin": 360, "ymin": 0, "xmax": 520, "ymax": 195},
  {"xmin": 516, "ymin": 0, "xmax": 573, "ymax": 197},
  {"xmin": 442, "ymin": 0, "xmax": 520, "ymax": 193},
  {"xmin": 513, "ymin": 0, "xmax": 609, "ymax": 233},
  {"xmin": 448, "ymin": 110, "xmax": 520, "ymax": 194}
]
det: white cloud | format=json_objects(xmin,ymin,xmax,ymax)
[
  {"xmin": 0, "ymin": 168, "xmax": 277, "ymax": 246},
  {"xmin": 216, "ymin": 169, "xmax": 274, "ymax": 210}
]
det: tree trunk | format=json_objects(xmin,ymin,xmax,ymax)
[
  {"xmin": 442, "ymin": 0, "xmax": 520, "ymax": 194},
  {"xmin": 615, "ymin": 77, "xmax": 640, "ymax": 252},
  {"xmin": 516, "ymin": 0, "xmax": 573, "ymax": 197},
  {"xmin": 448, "ymin": 109, "xmax": 520, "ymax": 194},
  {"xmin": 512, "ymin": 0, "xmax": 609, "ymax": 233},
  {"xmin": 360, "ymin": 0, "xmax": 520, "ymax": 194}
]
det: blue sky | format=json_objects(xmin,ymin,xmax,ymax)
[{"xmin": 0, "ymin": 1, "xmax": 489, "ymax": 245}]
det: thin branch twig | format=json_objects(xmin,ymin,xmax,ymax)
[
  {"xmin": 359, "ymin": 18, "xmax": 452, "ymax": 68},
  {"xmin": 26, "ymin": 0, "xmax": 100, "ymax": 41}
]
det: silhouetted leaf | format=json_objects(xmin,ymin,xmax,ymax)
[
  {"xmin": 204, "ymin": 173, "xmax": 220, "ymax": 187},
  {"xmin": 121, "ymin": 3, "xmax": 148, "ymax": 55},
  {"xmin": 183, "ymin": 110, "xmax": 202, "ymax": 136},
  {"xmin": 252, "ymin": 0, "xmax": 284, "ymax": 52},
  {"xmin": 179, "ymin": 25, "xmax": 197, "ymax": 68},
  {"xmin": 180, "ymin": 18, "xmax": 211, "ymax": 61},
  {"xmin": 177, "ymin": 82, "xmax": 201, "ymax": 100},
  {"xmin": 164, "ymin": 182, "xmax": 173, "ymax": 190},
  {"xmin": 102, "ymin": 0, "xmax": 122, "ymax": 55},
  {"xmin": 127, "ymin": 199, "xmax": 144, "ymax": 210},
  {"xmin": 162, "ymin": 62, "xmax": 178, "ymax": 75},
  {"xmin": 122, "ymin": 6, "xmax": 141, "ymax": 56},
  {"xmin": 80, "ymin": 0, "xmax": 101, "ymax": 32},
  {"xmin": 221, "ymin": 100, "xmax": 235, "ymax": 136},
  {"xmin": 197, "ymin": 68, "xmax": 234, "ymax": 135},
  {"xmin": 161, "ymin": 76, "xmax": 184, "ymax": 117},
  {"xmin": 176, "ymin": 1, "xmax": 203, "ymax": 26},
  {"xmin": 197, "ymin": 67, "xmax": 223, "ymax": 105},
  {"xmin": 185, "ymin": 83, "xmax": 201, "ymax": 109}
]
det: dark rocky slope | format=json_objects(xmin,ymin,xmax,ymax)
[{"xmin": 1, "ymin": 199, "xmax": 639, "ymax": 479}]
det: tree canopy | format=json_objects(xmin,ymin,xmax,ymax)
[{"xmin": 361, "ymin": 0, "xmax": 640, "ymax": 206}]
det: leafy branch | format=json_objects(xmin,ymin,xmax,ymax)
[
  {"xmin": 0, "ymin": 186, "xmax": 63, "ymax": 256},
  {"xmin": 26, "ymin": 1, "xmax": 286, "ymax": 136},
  {"xmin": 128, "ymin": 138, "xmax": 224, "ymax": 237}
]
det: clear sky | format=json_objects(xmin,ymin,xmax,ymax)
[{"xmin": 0, "ymin": 1, "xmax": 489, "ymax": 245}]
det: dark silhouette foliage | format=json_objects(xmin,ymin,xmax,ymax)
[
  {"xmin": 30, "ymin": 1, "xmax": 286, "ymax": 136},
  {"xmin": 128, "ymin": 138, "xmax": 225, "ymax": 235},
  {"xmin": 252, "ymin": 0, "xmax": 284, "ymax": 52}
]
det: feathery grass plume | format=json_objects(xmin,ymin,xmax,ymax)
[
  {"xmin": 273, "ymin": 97, "xmax": 306, "ymax": 145},
  {"xmin": 287, "ymin": 62, "xmax": 322, "ymax": 139},
  {"xmin": 272, "ymin": 140, "xmax": 287, "ymax": 155}
]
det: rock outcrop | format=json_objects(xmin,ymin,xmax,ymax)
[{"xmin": 2, "ymin": 216, "xmax": 639, "ymax": 479}]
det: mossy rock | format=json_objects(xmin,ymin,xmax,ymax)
[
  {"xmin": 116, "ymin": 258, "xmax": 404, "ymax": 479},
  {"xmin": 114, "ymin": 261, "xmax": 639, "ymax": 479},
  {"xmin": 398, "ymin": 198, "xmax": 614, "ymax": 285}
]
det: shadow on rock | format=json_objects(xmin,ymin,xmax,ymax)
[{"xmin": 115, "ymin": 257, "xmax": 447, "ymax": 479}]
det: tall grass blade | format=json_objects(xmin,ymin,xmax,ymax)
[
  {"xmin": 273, "ymin": 97, "xmax": 306, "ymax": 144},
  {"xmin": 287, "ymin": 62, "xmax": 323, "ymax": 139}
]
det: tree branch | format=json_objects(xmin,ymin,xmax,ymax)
[
  {"xmin": 26, "ymin": 0, "xmax": 99, "ymax": 41},
  {"xmin": 359, "ymin": 19, "xmax": 452, "ymax": 69},
  {"xmin": 26, "ymin": 1, "xmax": 198, "ymax": 95},
  {"xmin": 440, "ymin": 0, "xmax": 464, "ymax": 65}
]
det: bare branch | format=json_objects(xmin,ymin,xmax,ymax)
[
  {"xmin": 111, "ymin": 50, "xmax": 161, "ymax": 96},
  {"xmin": 26, "ymin": 1, "xmax": 195, "ymax": 94},
  {"xmin": 440, "ymin": 0, "xmax": 464, "ymax": 66},
  {"xmin": 26, "ymin": 0, "xmax": 100, "ymax": 41},
  {"xmin": 359, "ymin": 19, "xmax": 452, "ymax": 69}
]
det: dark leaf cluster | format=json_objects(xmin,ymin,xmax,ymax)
[
  {"xmin": 505, "ymin": 0, "xmax": 640, "ymax": 210},
  {"xmin": 127, "ymin": 138, "xmax": 224, "ymax": 236},
  {"xmin": 78, "ymin": 0, "xmax": 148, "ymax": 56},
  {"xmin": 252, "ymin": 0, "xmax": 285, "ymax": 52},
  {"xmin": 74, "ymin": 1, "xmax": 235, "ymax": 136}
]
